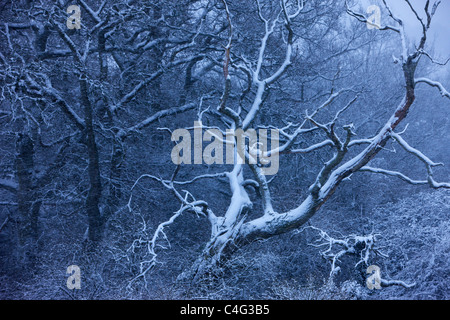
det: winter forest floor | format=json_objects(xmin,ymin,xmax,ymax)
[
  {"xmin": 1, "ymin": 0, "xmax": 449, "ymax": 302},
  {"xmin": 1, "ymin": 189, "xmax": 449, "ymax": 300}
]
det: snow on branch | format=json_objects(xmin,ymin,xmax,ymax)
[
  {"xmin": 111, "ymin": 55, "xmax": 205, "ymax": 113},
  {"xmin": 170, "ymin": 172, "xmax": 229, "ymax": 186},
  {"xmin": 305, "ymin": 227, "xmax": 416, "ymax": 288},
  {"xmin": 391, "ymin": 132, "xmax": 450, "ymax": 189},
  {"xmin": 268, "ymin": 90, "xmax": 356, "ymax": 156},
  {"xmin": 126, "ymin": 174, "xmax": 217, "ymax": 287},
  {"xmin": 119, "ymin": 102, "xmax": 197, "ymax": 139},
  {"xmin": 242, "ymin": 0, "xmax": 302, "ymax": 130},
  {"xmin": 420, "ymin": 51, "xmax": 450, "ymax": 66},
  {"xmin": 345, "ymin": 0, "xmax": 400, "ymax": 33},
  {"xmin": 282, "ymin": 0, "xmax": 304, "ymax": 21},
  {"xmin": 415, "ymin": 78, "xmax": 450, "ymax": 99},
  {"xmin": 0, "ymin": 178, "xmax": 18, "ymax": 194},
  {"xmin": 360, "ymin": 166, "xmax": 429, "ymax": 186},
  {"xmin": 307, "ymin": 226, "xmax": 387, "ymax": 278},
  {"xmin": 23, "ymin": 73, "xmax": 86, "ymax": 130},
  {"xmin": 288, "ymin": 140, "xmax": 334, "ymax": 154},
  {"xmin": 380, "ymin": 278, "xmax": 416, "ymax": 289},
  {"xmin": 127, "ymin": 203, "xmax": 188, "ymax": 289},
  {"xmin": 391, "ymin": 132, "xmax": 442, "ymax": 167},
  {"xmin": 0, "ymin": 214, "xmax": 10, "ymax": 233},
  {"xmin": 79, "ymin": 0, "xmax": 101, "ymax": 23},
  {"xmin": 127, "ymin": 173, "xmax": 214, "ymax": 220}
]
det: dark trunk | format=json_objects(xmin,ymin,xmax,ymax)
[
  {"xmin": 107, "ymin": 138, "xmax": 124, "ymax": 217},
  {"xmin": 80, "ymin": 78, "xmax": 103, "ymax": 242},
  {"xmin": 15, "ymin": 134, "xmax": 37, "ymax": 243},
  {"xmin": 15, "ymin": 134, "xmax": 41, "ymax": 265}
]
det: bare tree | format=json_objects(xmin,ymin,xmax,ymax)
[
  {"xmin": 1, "ymin": 0, "xmax": 448, "ymax": 296},
  {"xmin": 125, "ymin": 0, "xmax": 450, "ymax": 283},
  {"xmin": 0, "ymin": 0, "xmax": 217, "ymax": 245}
]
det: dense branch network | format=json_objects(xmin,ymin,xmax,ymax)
[
  {"xmin": 123, "ymin": 0, "xmax": 450, "ymax": 284},
  {"xmin": 2, "ymin": 0, "xmax": 447, "ymax": 288}
]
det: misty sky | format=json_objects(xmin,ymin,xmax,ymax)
[
  {"xmin": 389, "ymin": 0, "xmax": 449, "ymax": 55},
  {"xmin": 357, "ymin": 0, "xmax": 449, "ymax": 73}
]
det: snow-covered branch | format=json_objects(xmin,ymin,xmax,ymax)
[
  {"xmin": 79, "ymin": 0, "xmax": 102, "ymax": 23},
  {"xmin": 127, "ymin": 173, "xmax": 214, "ymax": 220},
  {"xmin": 391, "ymin": 132, "xmax": 450, "ymax": 189},
  {"xmin": 288, "ymin": 140, "xmax": 334, "ymax": 154},
  {"xmin": 391, "ymin": 132, "xmax": 442, "ymax": 167},
  {"xmin": 360, "ymin": 166, "xmax": 429, "ymax": 186},
  {"xmin": 0, "ymin": 179, "xmax": 18, "ymax": 194},
  {"xmin": 307, "ymin": 226, "xmax": 387, "ymax": 278},
  {"xmin": 249, "ymin": 164, "xmax": 275, "ymax": 216},
  {"xmin": 127, "ymin": 203, "xmax": 189, "ymax": 288},
  {"xmin": 22, "ymin": 73, "xmax": 86, "ymax": 130},
  {"xmin": 380, "ymin": 278, "xmax": 416, "ymax": 289},
  {"xmin": 345, "ymin": 0, "xmax": 400, "ymax": 33},
  {"xmin": 415, "ymin": 78, "xmax": 450, "ymax": 99},
  {"xmin": 111, "ymin": 55, "xmax": 205, "ymax": 113},
  {"xmin": 118, "ymin": 103, "xmax": 197, "ymax": 139},
  {"xmin": 170, "ymin": 172, "xmax": 229, "ymax": 186},
  {"xmin": 126, "ymin": 171, "xmax": 221, "ymax": 285},
  {"xmin": 242, "ymin": 0, "xmax": 302, "ymax": 130},
  {"xmin": 266, "ymin": 90, "xmax": 353, "ymax": 156},
  {"xmin": 306, "ymin": 226, "xmax": 416, "ymax": 288},
  {"xmin": 0, "ymin": 214, "xmax": 10, "ymax": 233}
]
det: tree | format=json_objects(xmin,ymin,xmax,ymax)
[
  {"xmin": 0, "ymin": 0, "xmax": 448, "ymax": 292},
  {"xmin": 125, "ymin": 0, "xmax": 450, "ymax": 283},
  {"xmin": 0, "ymin": 0, "xmax": 216, "ymax": 249}
]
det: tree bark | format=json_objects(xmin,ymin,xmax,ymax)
[
  {"xmin": 80, "ymin": 78, "xmax": 103, "ymax": 242},
  {"xmin": 15, "ymin": 134, "xmax": 38, "ymax": 245},
  {"xmin": 181, "ymin": 55, "xmax": 420, "ymax": 283}
]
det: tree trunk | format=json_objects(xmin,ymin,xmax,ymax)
[
  {"xmin": 178, "ymin": 220, "xmax": 244, "ymax": 283},
  {"xmin": 180, "ymin": 59, "xmax": 419, "ymax": 283},
  {"xmin": 15, "ymin": 134, "xmax": 41, "ymax": 265},
  {"xmin": 15, "ymin": 134, "xmax": 37, "ymax": 244},
  {"xmin": 80, "ymin": 78, "xmax": 103, "ymax": 242},
  {"xmin": 106, "ymin": 139, "xmax": 124, "ymax": 217}
]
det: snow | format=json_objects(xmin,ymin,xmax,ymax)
[{"xmin": 0, "ymin": 179, "xmax": 18, "ymax": 191}]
